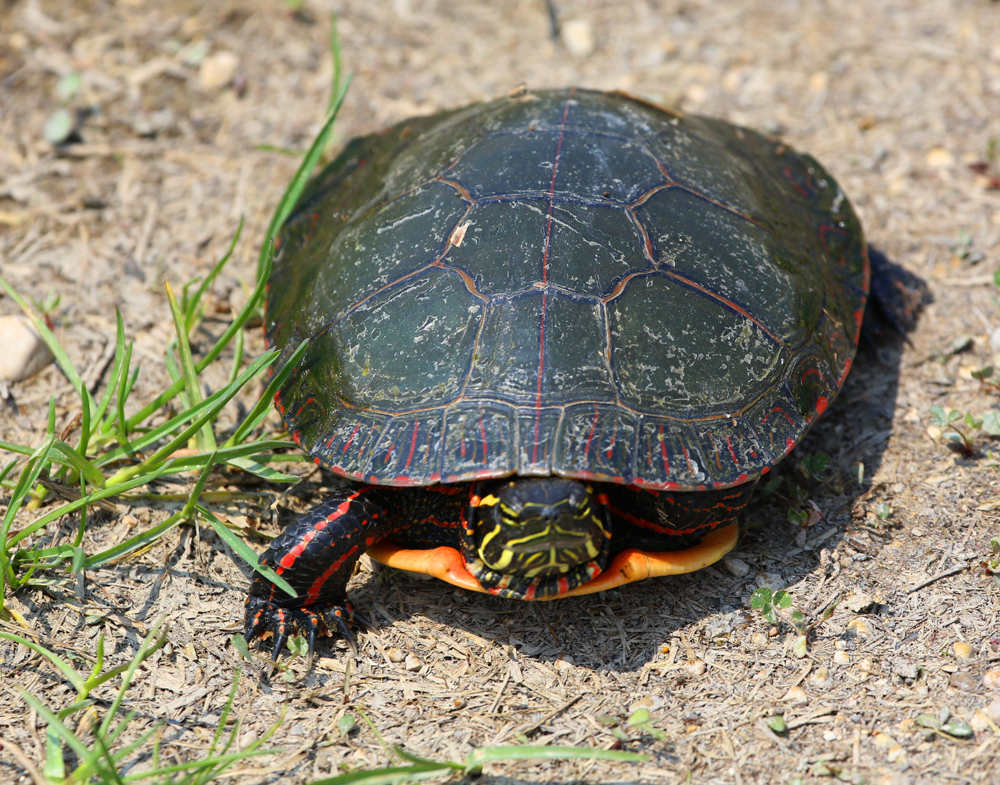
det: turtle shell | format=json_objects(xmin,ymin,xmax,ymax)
[{"xmin": 266, "ymin": 88, "xmax": 868, "ymax": 490}]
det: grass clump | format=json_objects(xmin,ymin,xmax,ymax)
[{"xmin": 2, "ymin": 620, "xmax": 281, "ymax": 784}]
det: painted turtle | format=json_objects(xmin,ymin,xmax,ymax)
[{"xmin": 245, "ymin": 87, "xmax": 876, "ymax": 660}]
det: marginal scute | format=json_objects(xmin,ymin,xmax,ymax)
[
  {"xmin": 268, "ymin": 88, "xmax": 868, "ymax": 491},
  {"xmin": 364, "ymin": 412, "xmax": 445, "ymax": 484},
  {"xmin": 686, "ymin": 417, "xmax": 772, "ymax": 487},
  {"xmin": 442, "ymin": 402, "xmax": 516, "ymax": 480},
  {"xmin": 309, "ymin": 409, "xmax": 387, "ymax": 477},
  {"xmin": 555, "ymin": 404, "xmax": 636, "ymax": 482},
  {"xmin": 515, "ymin": 408, "xmax": 562, "ymax": 476}
]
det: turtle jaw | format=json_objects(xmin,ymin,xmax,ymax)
[{"xmin": 463, "ymin": 521, "xmax": 613, "ymax": 600}]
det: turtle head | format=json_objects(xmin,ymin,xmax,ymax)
[{"xmin": 463, "ymin": 479, "xmax": 612, "ymax": 599}]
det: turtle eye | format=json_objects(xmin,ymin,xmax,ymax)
[{"xmin": 566, "ymin": 483, "xmax": 589, "ymax": 511}]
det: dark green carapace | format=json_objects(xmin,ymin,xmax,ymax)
[
  {"xmin": 244, "ymin": 89, "xmax": 871, "ymax": 659},
  {"xmin": 266, "ymin": 88, "xmax": 867, "ymax": 491}
]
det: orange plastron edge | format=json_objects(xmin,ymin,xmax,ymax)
[{"xmin": 365, "ymin": 521, "xmax": 738, "ymax": 599}]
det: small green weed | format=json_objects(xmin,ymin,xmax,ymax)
[
  {"xmin": 928, "ymin": 405, "xmax": 1000, "ymax": 456},
  {"xmin": 750, "ymin": 587, "xmax": 839, "ymax": 658}
]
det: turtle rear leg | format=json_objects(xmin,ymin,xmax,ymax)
[
  {"xmin": 244, "ymin": 487, "xmax": 393, "ymax": 667},
  {"xmin": 866, "ymin": 246, "xmax": 929, "ymax": 340}
]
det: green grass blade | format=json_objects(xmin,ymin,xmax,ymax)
[
  {"xmin": 185, "ymin": 218, "xmax": 243, "ymax": 333},
  {"xmin": 227, "ymin": 317, "xmax": 245, "ymax": 386},
  {"xmin": 5, "ymin": 463, "xmax": 173, "ymax": 550},
  {"xmin": 1, "ymin": 438, "xmax": 55, "ymax": 598},
  {"xmin": 180, "ymin": 451, "xmax": 218, "ymax": 522},
  {"xmin": 96, "ymin": 384, "xmax": 248, "ymax": 468},
  {"xmin": 77, "ymin": 375, "xmax": 93, "ymax": 466},
  {"xmin": 123, "ymin": 247, "xmax": 272, "ymax": 433},
  {"xmin": 329, "ymin": 14, "xmax": 342, "ymax": 114},
  {"xmin": 256, "ymin": 71, "xmax": 352, "ymax": 281},
  {"xmin": 159, "ymin": 440, "xmax": 297, "ymax": 468},
  {"xmin": 97, "ymin": 616, "xmax": 168, "ymax": 737},
  {"xmin": 118, "ymin": 748, "xmax": 277, "ymax": 781},
  {"xmin": 224, "ymin": 455, "xmax": 301, "ymax": 482},
  {"xmin": 92, "ymin": 310, "xmax": 126, "ymax": 430},
  {"xmin": 464, "ymin": 745, "xmax": 649, "ymax": 774},
  {"xmin": 307, "ymin": 763, "xmax": 452, "ymax": 785},
  {"xmin": 51, "ymin": 438, "xmax": 105, "ymax": 487},
  {"xmin": 197, "ymin": 505, "xmax": 295, "ymax": 597},
  {"xmin": 0, "ymin": 440, "xmax": 39, "ymax": 458},
  {"xmin": 113, "ymin": 340, "xmax": 136, "ymax": 448},
  {"xmin": 210, "ymin": 670, "xmax": 240, "ymax": 755},
  {"xmin": 19, "ymin": 689, "xmax": 93, "ymax": 761},
  {"xmin": 226, "ymin": 338, "xmax": 308, "ymax": 446},
  {"xmin": 83, "ymin": 509, "xmax": 184, "ymax": 568},
  {"xmin": 166, "ymin": 280, "xmax": 216, "ymax": 452},
  {"xmin": 0, "ymin": 631, "xmax": 86, "ymax": 691},
  {"xmin": 103, "ymin": 350, "xmax": 277, "ymax": 485},
  {"xmin": 66, "ymin": 719, "xmax": 159, "ymax": 784}
]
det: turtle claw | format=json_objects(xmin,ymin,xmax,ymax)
[{"xmin": 270, "ymin": 632, "xmax": 287, "ymax": 664}]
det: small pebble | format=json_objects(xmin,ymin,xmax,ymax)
[
  {"xmin": 833, "ymin": 651, "xmax": 851, "ymax": 666},
  {"xmin": 554, "ymin": 654, "xmax": 574, "ymax": 670},
  {"xmin": 239, "ymin": 729, "xmax": 258, "ymax": 748},
  {"xmin": 751, "ymin": 632, "xmax": 768, "ymax": 647},
  {"xmin": 403, "ymin": 653, "xmax": 422, "ymax": 671},
  {"xmin": 948, "ymin": 672, "xmax": 979, "ymax": 692},
  {"xmin": 782, "ymin": 685, "xmax": 808, "ymax": 704},
  {"xmin": 984, "ymin": 698, "xmax": 1000, "ymax": 724},
  {"xmin": 683, "ymin": 660, "xmax": 706, "ymax": 677},
  {"xmin": 873, "ymin": 732, "xmax": 896, "ymax": 748},
  {"xmin": 926, "ymin": 147, "xmax": 954, "ymax": 168},
  {"xmin": 386, "ymin": 647, "xmax": 405, "ymax": 663},
  {"xmin": 844, "ymin": 590, "xmax": 876, "ymax": 613},
  {"xmin": 892, "ymin": 659, "xmax": 919, "ymax": 680},
  {"xmin": 847, "ymin": 618, "xmax": 871, "ymax": 637},
  {"xmin": 754, "ymin": 572, "xmax": 784, "ymax": 591},
  {"xmin": 970, "ymin": 711, "xmax": 990, "ymax": 732},
  {"xmin": 630, "ymin": 694, "xmax": 664, "ymax": 713},
  {"xmin": 723, "ymin": 557, "xmax": 749, "ymax": 577},
  {"xmin": 561, "ymin": 19, "xmax": 595, "ymax": 58},
  {"xmin": 0, "ymin": 315, "xmax": 53, "ymax": 382},
  {"xmin": 984, "ymin": 668, "xmax": 1000, "ymax": 690},
  {"xmin": 887, "ymin": 744, "xmax": 906, "ymax": 763},
  {"xmin": 810, "ymin": 666, "xmax": 829, "ymax": 688},
  {"xmin": 199, "ymin": 51, "xmax": 239, "ymax": 90},
  {"xmin": 953, "ymin": 641, "xmax": 973, "ymax": 661}
]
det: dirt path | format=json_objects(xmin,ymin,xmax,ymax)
[{"xmin": 2, "ymin": 1, "xmax": 999, "ymax": 783}]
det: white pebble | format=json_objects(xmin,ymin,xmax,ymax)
[
  {"xmin": 199, "ymin": 51, "xmax": 239, "ymax": 91},
  {"xmin": 723, "ymin": 557, "xmax": 749, "ymax": 577},
  {"xmin": 0, "ymin": 315, "xmax": 53, "ymax": 383},
  {"xmin": 562, "ymin": 19, "xmax": 595, "ymax": 58}
]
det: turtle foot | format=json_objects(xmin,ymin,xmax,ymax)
[{"xmin": 243, "ymin": 595, "xmax": 361, "ymax": 669}]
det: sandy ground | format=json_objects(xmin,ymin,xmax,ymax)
[{"xmin": 2, "ymin": 1, "xmax": 1000, "ymax": 783}]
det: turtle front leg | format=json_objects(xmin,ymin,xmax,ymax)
[{"xmin": 244, "ymin": 486, "xmax": 394, "ymax": 666}]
